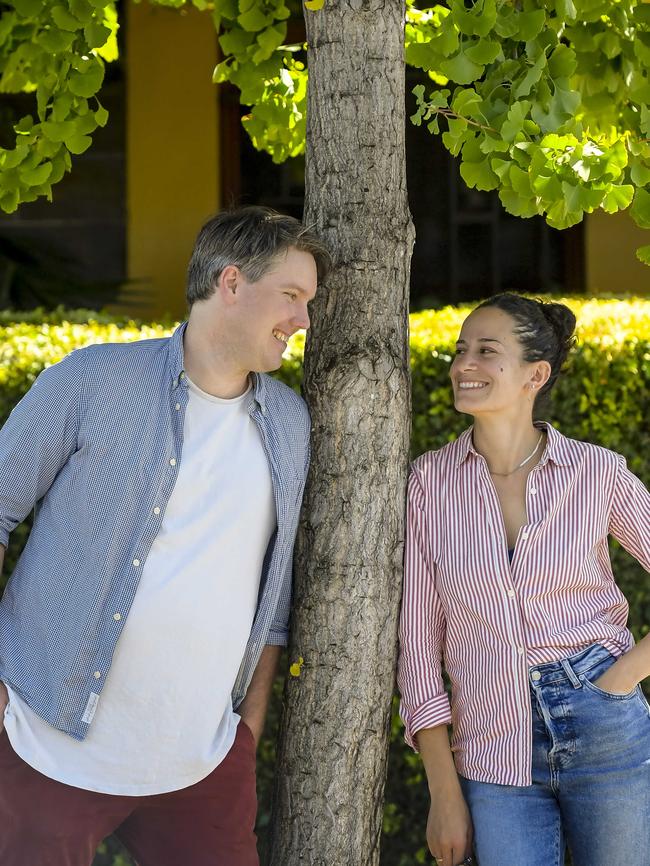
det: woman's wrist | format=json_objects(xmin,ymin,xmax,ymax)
[{"xmin": 615, "ymin": 646, "xmax": 649, "ymax": 687}]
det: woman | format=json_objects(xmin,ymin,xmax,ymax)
[{"xmin": 397, "ymin": 293, "xmax": 650, "ymax": 866}]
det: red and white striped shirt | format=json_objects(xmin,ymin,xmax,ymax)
[{"xmin": 397, "ymin": 423, "xmax": 650, "ymax": 786}]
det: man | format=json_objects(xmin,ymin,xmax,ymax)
[{"xmin": 0, "ymin": 206, "xmax": 330, "ymax": 866}]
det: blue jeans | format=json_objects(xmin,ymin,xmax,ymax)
[{"xmin": 459, "ymin": 643, "xmax": 650, "ymax": 866}]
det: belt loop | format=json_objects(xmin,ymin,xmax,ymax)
[{"xmin": 561, "ymin": 658, "xmax": 582, "ymax": 689}]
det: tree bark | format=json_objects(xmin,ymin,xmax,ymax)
[{"xmin": 268, "ymin": 2, "xmax": 414, "ymax": 864}]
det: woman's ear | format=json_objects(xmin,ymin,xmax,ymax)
[{"xmin": 529, "ymin": 360, "xmax": 551, "ymax": 390}]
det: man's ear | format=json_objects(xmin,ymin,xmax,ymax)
[{"xmin": 215, "ymin": 265, "xmax": 240, "ymax": 303}]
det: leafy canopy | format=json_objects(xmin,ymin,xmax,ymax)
[{"xmin": 0, "ymin": 0, "xmax": 649, "ymax": 263}]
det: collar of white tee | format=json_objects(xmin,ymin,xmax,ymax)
[{"xmin": 185, "ymin": 374, "xmax": 253, "ymax": 405}]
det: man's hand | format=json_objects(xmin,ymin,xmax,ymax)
[
  {"xmin": 427, "ymin": 784, "xmax": 474, "ymax": 866},
  {"xmin": 237, "ymin": 645, "xmax": 281, "ymax": 750},
  {"xmin": 0, "ymin": 680, "xmax": 8, "ymax": 733}
]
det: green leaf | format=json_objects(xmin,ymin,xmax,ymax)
[
  {"xmin": 501, "ymin": 101, "xmax": 531, "ymax": 143},
  {"xmin": 631, "ymin": 163, "xmax": 650, "ymax": 186},
  {"xmin": 451, "ymin": 0, "xmax": 496, "ymax": 37},
  {"xmin": 442, "ymin": 117, "xmax": 470, "ymax": 156},
  {"xmin": 555, "ymin": 0, "xmax": 577, "ymax": 20},
  {"xmin": 641, "ymin": 106, "xmax": 650, "ymax": 138},
  {"xmin": 69, "ymin": 0, "xmax": 94, "ymax": 23},
  {"xmin": 219, "ymin": 27, "xmax": 255, "ymax": 56},
  {"xmin": 499, "ymin": 187, "xmax": 538, "ymax": 218},
  {"xmin": 237, "ymin": 7, "xmax": 272, "ymax": 32},
  {"xmin": 64, "ymin": 132, "xmax": 93, "ymax": 154},
  {"xmin": 51, "ymin": 5, "xmax": 82, "ymax": 31},
  {"xmin": 36, "ymin": 27, "xmax": 76, "ymax": 53},
  {"xmin": 602, "ymin": 184, "xmax": 634, "ymax": 214},
  {"xmin": 561, "ymin": 181, "xmax": 603, "ymax": 214},
  {"xmin": 0, "ymin": 188, "xmax": 20, "ymax": 214},
  {"xmin": 14, "ymin": 115, "xmax": 33, "ymax": 134},
  {"xmin": 515, "ymin": 9, "xmax": 545, "ymax": 41},
  {"xmin": 635, "ymin": 245, "xmax": 650, "ymax": 265},
  {"xmin": 451, "ymin": 87, "xmax": 481, "ymax": 118},
  {"xmin": 630, "ymin": 188, "xmax": 650, "ymax": 229},
  {"xmin": 546, "ymin": 197, "xmax": 582, "ymax": 229},
  {"xmin": 1, "ymin": 143, "xmax": 29, "ymax": 169},
  {"xmin": 514, "ymin": 53, "xmax": 546, "ymax": 99},
  {"xmin": 465, "ymin": 40, "xmax": 501, "ymax": 65},
  {"xmin": 41, "ymin": 119, "xmax": 77, "ymax": 142},
  {"xmin": 20, "ymin": 160, "xmax": 53, "ymax": 185},
  {"xmin": 252, "ymin": 23, "xmax": 286, "ymax": 63},
  {"xmin": 548, "ymin": 45, "xmax": 577, "ymax": 79},
  {"xmin": 304, "ymin": 0, "xmax": 324, "ymax": 9},
  {"xmin": 12, "ymin": 0, "xmax": 42, "ymax": 17},
  {"xmin": 634, "ymin": 36, "xmax": 650, "ymax": 68},
  {"xmin": 494, "ymin": 8, "xmax": 519, "ymax": 38},
  {"xmin": 84, "ymin": 22, "xmax": 111, "ymax": 49},
  {"xmin": 509, "ymin": 164, "xmax": 532, "ymax": 196},
  {"xmin": 439, "ymin": 52, "xmax": 484, "ymax": 86},
  {"xmin": 460, "ymin": 156, "xmax": 499, "ymax": 190},
  {"xmin": 68, "ymin": 62, "xmax": 104, "ymax": 98},
  {"xmin": 95, "ymin": 104, "xmax": 108, "ymax": 127}
]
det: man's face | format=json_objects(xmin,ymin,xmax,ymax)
[{"xmin": 230, "ymin": 247, "xmax": 318, "ymax": 373}]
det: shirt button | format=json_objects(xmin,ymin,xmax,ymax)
[
  {"xmin": 179, "ymin": 372, "xmax": 185, "ymax": 379},
  {"xmin": 169, "ymin": 458, "xmax": 176, "ymax": 466},
  {"xmin": 153, "ymin": 507, "xmax": 161, "ymax": 515},
  {"xmin": 507, "ymin": 589, "xmax": 516, "ymax": 598},
  {"xmin": 175, "ymin": 403, "xmax": 181, "ymax": 411},
  {"xmin": 132, "ymin": 559, "xmax": 140, "ymax": 567},
  {"xmin": 517, "ymin": 646, "xmax": 525, "ymax": 655},
  {"xmin": 93, "ymin": 671, "xmax": 101, "ymax": 679},
  {"xmin": 530, "ymin": 488, "xmax": 538, "ymax": 495},
  {"xmin": 113, "ymin": 613, "xmax": 122, "ymax": 621},
  {"xmin": 522, "ymin": 531, "xmax": 529, "ymax": 540},
  {"xmin": 531, "ymin": 671, "xmax": 542, "ymax": 682}
]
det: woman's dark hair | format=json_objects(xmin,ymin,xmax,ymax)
[{"xmin": 475, "ymin": 293, "xmax": 576, "ymax": 407}]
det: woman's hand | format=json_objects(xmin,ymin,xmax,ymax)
[
  {"xmin": 0, "ymin": 680, "xmax": 8, "ymax": 733},
  {"xmin": 593, "ymin": 661, "xmax": 639, "ymax": 695},
  {"xmin": 427, "ymin": 783, "xmax": 474, "ymax": 866},
  {"xmin": 593, "ymin": 641, "xmax": 650, "ymax": 695}
]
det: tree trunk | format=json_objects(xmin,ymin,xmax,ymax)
[{"xmin": 267, "ymin": 2, "xmax": 414, "ymax": 864}]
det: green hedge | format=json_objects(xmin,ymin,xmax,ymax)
[{"xmin": 0, "ymin": 299, "xmax": 648, "ymax": 866}]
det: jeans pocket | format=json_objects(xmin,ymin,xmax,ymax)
[{"xmin": 582, "ymin": 677, "xmax": 639, "ymax": 701}]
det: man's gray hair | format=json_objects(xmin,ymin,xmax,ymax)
[{"xmin": 186, "ymin": 206, "xmax": 331, "ymax": 306}]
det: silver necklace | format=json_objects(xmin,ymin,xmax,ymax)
[{"xmin": 489, "ymin": 433, "xmax": 544, "ymax": 477}]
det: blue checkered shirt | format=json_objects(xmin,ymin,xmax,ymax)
[{"xmin": 0, "ymin": 323, "xmax": 309, "ymax": 739}]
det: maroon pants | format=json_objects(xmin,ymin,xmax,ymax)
[{"xmin": 0, "ymin": 722, "xmax": 259, "ymax": 866}]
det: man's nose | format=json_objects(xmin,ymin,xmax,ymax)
[{"xmin": 294, "ymin": 304, "xmax": 310, "ymax": 330}]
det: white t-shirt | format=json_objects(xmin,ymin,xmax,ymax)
[{"xmin": 4, "ymin": 377, "xmax": 276, "ymax": 795}]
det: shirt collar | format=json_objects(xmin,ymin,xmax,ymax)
[
  {"xmin": 168, "ymin": 322, "xmax": 187, "ymax": 388},
  {"xmin": 168, "ymin": 321, "xmax": 267, "ymax": 414},
  {"xmin": 456, "ymin": 422, "xmax": 572, "ymax": 469}
]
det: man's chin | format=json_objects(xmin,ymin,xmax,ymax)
[{"xmin": 250, "ymin": 358, "xmax": 283, "ymax": 374}]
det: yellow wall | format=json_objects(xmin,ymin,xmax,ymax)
[
  {"xmin": 124, "ymin": 3, "xmax": 219, "ymax": 319},
  {"xmin": 585, "ymin": 210, "xmax": 649, "ymax": 296}
]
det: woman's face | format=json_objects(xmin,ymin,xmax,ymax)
[{"xmin": 450, "ymin": 307, "xmax": 546, "ymax": 417}]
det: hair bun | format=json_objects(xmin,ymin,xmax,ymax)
[{"xmin": 539, "ymin": 302, "xmax": 576, "ymax": 347}]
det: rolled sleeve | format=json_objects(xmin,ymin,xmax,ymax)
[
  {"xmin": 265, "ymin": 507, "xmax": 297, "ymax": 649},
  {"xmin": 397, "ymin": 465, "xmax": 450, "ymax": 751}
]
